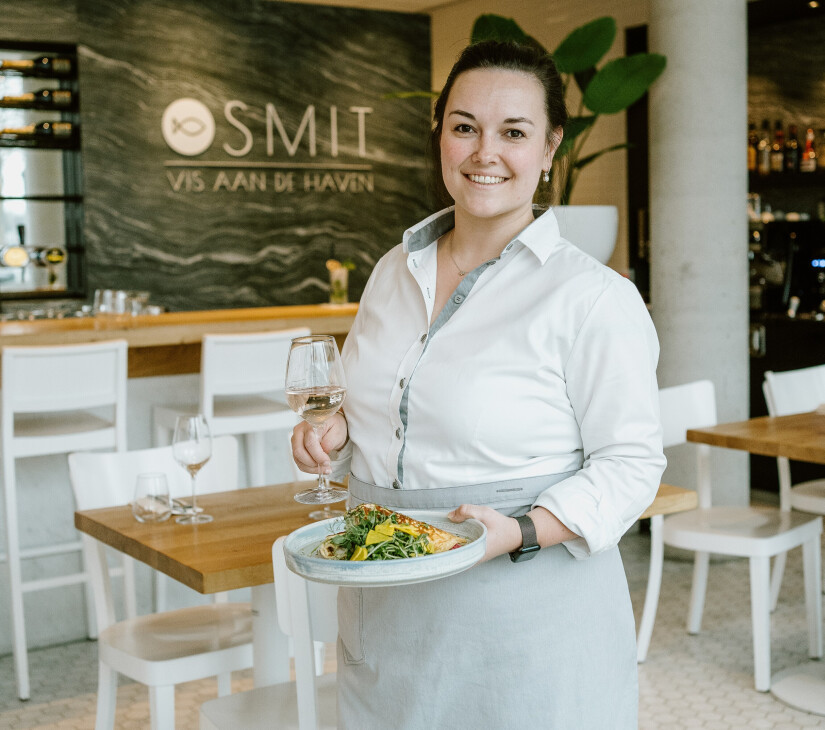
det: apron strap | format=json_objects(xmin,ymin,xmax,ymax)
[{"xmin": 347, "ymin": 471, "xmax": 578, "ymax": 514}]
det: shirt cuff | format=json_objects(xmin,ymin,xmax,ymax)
[{"xmin": 328, "ymin": 439, "xmax": 353, "ymax": 482}]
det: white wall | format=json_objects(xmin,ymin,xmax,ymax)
[{"xmin": 429, "ymin": 0, "xmax": 650, "ymax": 274}]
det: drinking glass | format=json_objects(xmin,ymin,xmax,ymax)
[
  {"xmin": 132, "ymin": 472, "xmax": 172, "ymax": 523},
  {"xmin": 172, "ymin": 414, "xmax": 213, "ymax": 525},
  {"xmin": 285, "ymin": 334, "xmax": 348, "ymax": 516}
]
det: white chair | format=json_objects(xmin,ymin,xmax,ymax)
[
  {"xmin": 152, "ymin": 328, "xmax": 310, "ymax": 487},
  {"xmin": 1, "ymin": 339, "xmax": 128, "ymax": 701},
  {"xmin": 200, "ymin": 537, "xmax": 338, "ymax": 730},
  {"xmin": 763, "ymin": 365, "xmax": 825, "ymax": 610},
  {"xmin": 637, "ymin": 379, "xmax": 822, "ymax": 691},
  {"xmin": 69, "ymin": 436, "xmax": 254, "ymax": 730}
]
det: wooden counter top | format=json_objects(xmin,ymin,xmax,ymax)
[{"xmin": 0, "ymin": 304, "xmax": 357, "ymax": 378}]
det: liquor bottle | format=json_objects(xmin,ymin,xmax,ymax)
[
  {"xmin": 818, "ymin": 129, "xmax": 825, "ymax": 170},
  {"xmin": 0, "ymin": 88, "xmax": 72, "ymax": 109},
  {"xmin": 30, "ymin": 247, "xmax": 66, "ymax": 266},
  {"xmin": 784, "ymin": 124, "xmax": 800, "ymax": 173},
  {"xmin": 0, "ymin": 56, "xmax": 72, "ymax": 76},
  {"xmin": 0, "ymin": 121, "xmax": 74, "ymax": 140},
  {"xmin": 800, "ymin": 127, "xmax": 817, "ymax": 172},
  {"xmin": 747, "ymin": 122, "xmax": 758, "ymax": 173},
  {"xmin": 757, "ymin": 119, "xmax": 771, "ymax": 176},
  {"xmin": 770, "ymin": 120, "xmax": 784, "ymax": 173}
]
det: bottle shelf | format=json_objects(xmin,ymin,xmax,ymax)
[
  {"xmin": 0, "ymin": 100, "xmax": 76, "ymax": 112},
  {"xmin": 0, "ymin": 136, "xmax": 79, "ymax": 150},
  {"xmin": 0, "ymin": 195, "xmax": 83, "ymax": 202},
  {"xmin": 749, "ymin": 170, "xmax": 825, "ymax": 190}
]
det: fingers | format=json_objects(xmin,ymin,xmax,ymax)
[
  {"xmin": 291, "ymin": 424, "xmax": 331, "ymax": 475},
  {"xmin": 448, "ymin": 503, "xmax": 484, "ymax": 523}
]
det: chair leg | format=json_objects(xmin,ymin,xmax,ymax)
[
  {"xmin": 149, "ymin": 685, "xmax": 175, "ymax": 730},
  {"xmin": 153, "ymin": 421, "xmax": 172, "ymax": 448},
  {"xmin": 3, "ymin": 455, "xmax": 30, "ymax": 700},
  {"xmin": 95, "ymin": 662, "xmax": 118, "ymax": 730},
  {"xmin": 802, "ymin": 535, "xmax": 824, "ymax": 659},
  {"xmin": 217, "ymin": 672, "xmax": 232, "ymax": 696},
  {"xmin": 769, "ymin": 550, "xmax": 787, "ymax": 612},
  {"xmin": 687, "ymin": 551, "xmax": 710, "ymax": 634},
  {"xmin": 154, "ymin": 570, "xmax": 168, "ymax": 613},
  {"xmin": 749, "ymin": 555, "xmax": 772, "ymax": 692},
  {"xmin": 123, "ymin": 556, "xmax": 137, "ymax": 619},
  {"xmin": 244, "ymin": 432, "xmax": 267, "ymax": 487},
  {"xmin": 636, "ymin": 514, "xmax": 663, "ymax": 663}
]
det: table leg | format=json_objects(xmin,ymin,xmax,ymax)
[
  {"xmin": 771, "ymin": 663, "xmax": 825, "ymax": 715},
  {"xmin": 251, "ymin": 583, "xmax": 291, "ymax": 686}
]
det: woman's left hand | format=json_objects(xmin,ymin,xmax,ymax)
[{"xmin": 448, "ymin": 504, "xmax": 522, "ymax": 562}]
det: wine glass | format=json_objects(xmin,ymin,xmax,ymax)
[
  {"xmin": 285, "ymin": 334, "xmax": 348, "ymax": 517},
  {"xmin": 172, "ymin": 414, "xmax": 213, "ymax": 525}
]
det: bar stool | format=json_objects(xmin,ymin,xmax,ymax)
[
  {"xmin": 152, "ymin": 328, "xmax": 309, "ymax": 487},
  {"xmin": 1, "ymin": 339, "xmax": 128, "ymax": 700}
]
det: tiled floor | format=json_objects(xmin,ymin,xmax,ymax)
[{"xmin": 1, "ymin": 527, "xmax": 825, "ymax": 729}]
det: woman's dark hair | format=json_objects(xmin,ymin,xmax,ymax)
[{"xmin": 429, "ymin": 40, "xmax": 568, "ymax": 207}]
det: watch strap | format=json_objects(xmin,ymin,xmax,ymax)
[{"xmin": 509, "ymin": 514, "xmax": 540, "ymax": 563}]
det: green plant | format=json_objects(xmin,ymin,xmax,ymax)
[{"xmin": 471, "ymin": 15, "xmax": 666, "ymax": 204}]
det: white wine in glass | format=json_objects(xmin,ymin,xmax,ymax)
[
  {"xmin": 172, "ymin": 414, "xmax": 213, "ymax": 525},
  {"xmin": 285, "ymin": 334, "xmax": 348, "ymax": 515}
]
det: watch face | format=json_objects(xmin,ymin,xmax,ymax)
[{"xmin": 509, "ymin": 544, "xmax": 540, "ymax": 563}]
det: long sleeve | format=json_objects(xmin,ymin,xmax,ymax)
[{"xmin": 532, "ymin": 277, "xmax": 666, "ymax": 558}]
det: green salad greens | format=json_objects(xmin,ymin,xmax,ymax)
[{"xmin": 322, "ymin": 505, "xmax": 432, "ymax": 561}]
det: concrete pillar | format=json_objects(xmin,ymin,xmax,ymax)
[{"xmin": 649, "ymin": 0, "xmax": 750, "ymax": 504}]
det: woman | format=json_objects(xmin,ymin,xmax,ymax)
[{"xmin": 292, "ymin": 40, "xmax": 666, "ymax": 729}]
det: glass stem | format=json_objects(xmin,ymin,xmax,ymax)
[
  {"xmin": 190, "ymin": 474, "xmax": 198, "ymax": 512},
  {"xmin": 313, "ymin": 425, "xmax": 330, "ymax": 493}
]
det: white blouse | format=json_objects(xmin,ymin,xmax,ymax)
[{"xmin": 331, "ymin": 206, "xmax": 666, "ymax": 558}]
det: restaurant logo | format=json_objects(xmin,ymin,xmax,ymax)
[
  {"xmin": 161, "ymin": 96, "xmax": 376, "ymax": 195},
  {"xmin": 161, "ymin": 98, "xmax": 216, "ymax": 156}
]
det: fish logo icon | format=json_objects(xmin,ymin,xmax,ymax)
[{"xmin": 161, "ymin": 98, "xmax": 215, "ymax": 156}]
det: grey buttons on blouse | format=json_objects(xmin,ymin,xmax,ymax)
[
  {"xmin": 399, "ymin": 378, "xmax": 406, "ymax": 389},
  {"xmin": 453, "ymin": 294, "xmax": 464, "ymax": 304},
  {"xmin": 395, "ymin": 428, "xmax": 402, "ymax": 439},
  {"xmin": 420, "ymin": 333, "xmax": 427, "ymax": 343},
  {"xmin": 392, "ymin": 479, "xmax": 401, "ymax": 489}
]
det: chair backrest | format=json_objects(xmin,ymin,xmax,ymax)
[
  {"xmin": 68, "ymin": 435, "xmax": 239, "ymax": 510},
  {"xmin": 2, "ymin": 339, "xmax": 128, "ymax": 415},
  {"xmin": 762, "ymin": 365, "xmax": 825, "ymax": 509},
  {"xmin": 763, "ymin": 364, "xmax": 825, "ymax": 417},
  {"xmin": 199, "ymin": 328, "xmax": 312, "ymax": 416},
  {"xmin": 659, "ymin": 380, "xmax": 717, "ymax": 508},
  {"xmin": 273, "ymin": 537, "xmax": 338, "ymax": 730}
]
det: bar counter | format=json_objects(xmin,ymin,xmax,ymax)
[{"xmin": 0, "ymin": 303, "xmax": 358, "ymax": 379}]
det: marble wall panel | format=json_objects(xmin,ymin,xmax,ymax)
[{"xmin": 2, "ymin": 0, "xmax": 432, "ymax": 310}]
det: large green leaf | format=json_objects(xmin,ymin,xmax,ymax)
[
  {"xmin": 556, "ymin": 115, "xmax": 596, "ymax": 158},
  {"xmin": 573, "ymin": 142, "xmax": 630, "ymax": 170},
  {"xmin": 582, "ymin": 53, "xmax": 667, "ymax": 114},
  {"xmin": 471, "ymin": 14, "xmax": 528, "ymax": 44},
  {"xmin": 552, "ymin": 17, "xmax": 615, "ymax": 74}
]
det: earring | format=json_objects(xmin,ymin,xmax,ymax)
[{"xmin": 542, "ymin": 170, "xmax": 550, "ymax": 183}]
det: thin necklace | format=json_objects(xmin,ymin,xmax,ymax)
[{"xmin": 446, "ymin": 231, "xmax": 468, "ymax": 277}]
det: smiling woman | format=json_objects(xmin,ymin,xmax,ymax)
[{"xmin": 291, "ymin": 39, "xmax": 665, "ymax": 730}]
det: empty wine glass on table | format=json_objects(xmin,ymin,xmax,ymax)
[
  {"xmin": 172, "ymin": 414, "xmax": 213, "ymax": 525},
  {"xmin": 285, "ymin": 334, "xmax": 348, "ymax": 518}
]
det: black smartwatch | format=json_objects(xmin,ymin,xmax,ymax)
[{"xmin": 509, "ymin": 514, "xmax": 540, "ymax": 563}]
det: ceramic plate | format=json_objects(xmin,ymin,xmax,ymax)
[{"xmin": 283, "ymin": 509, "xmax": 487, "ymax": 587}]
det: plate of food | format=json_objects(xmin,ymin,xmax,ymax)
[{"xmin": 283, "ymin": 503, "xmax": 487, "ymax": 587}]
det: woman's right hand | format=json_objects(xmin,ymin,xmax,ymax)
[{"xmin": 291, "ymin": 412, "xmax": 349, "ymax": 475}]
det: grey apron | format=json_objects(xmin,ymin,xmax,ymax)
[{"xmin": 337, "ymin": 472, "xmax": 639, "ymax": 730}]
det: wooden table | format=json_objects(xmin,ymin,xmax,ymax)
[
  {"xmin": 688, "ymin": 411, "xmax": 825, "ymax": 714},
  {"xmin": 75, "ymin": 481, "xmax": 323, "ymax": 686},
  {"xmin": 75, "ymin": 479, "xmax": 696, "ymax": 688},
  {"xmin": 687, "ymin": 411, "xmax": 825, "ymax": 465}
]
